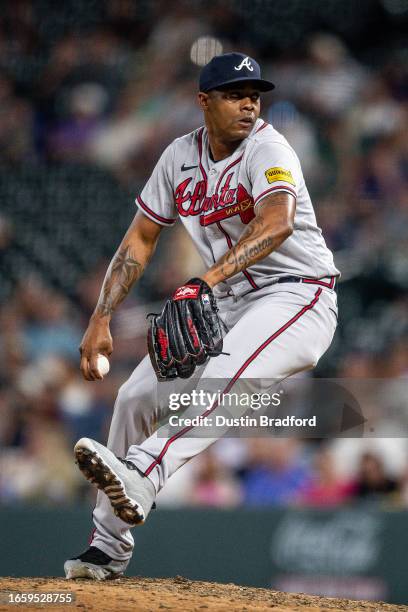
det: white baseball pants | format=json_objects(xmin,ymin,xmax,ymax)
[{"xmin": 91, "ymin": 281, "xmax": 338, "ymax": 560}]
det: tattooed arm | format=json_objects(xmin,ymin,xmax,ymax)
[
  {"xmin": 80, "ymin": 211, "xmax": 163, "ymax": 380},
  {"xmin": 202, "ymin": 192, "xmax": 295, "ymax": 288}
]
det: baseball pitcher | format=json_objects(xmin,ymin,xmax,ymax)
[{"xmin": 64, "ymin": 53, "xmax": 339, "ymax": 580}]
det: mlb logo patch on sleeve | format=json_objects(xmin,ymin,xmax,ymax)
[{"xmin": 265, "ymin": 167, "xmax": 295, "ymax": 186}]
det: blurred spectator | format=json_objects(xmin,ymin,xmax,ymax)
[
  {"xmin": 345, "ymin": 77, "xmax": 405, "ymax": 153},
  {"xmin": 241, "ymin": 439, "xmax": 312, "ymax": 506},
  {"xmin": 41, "ymin": 29, "xmax": 128, "ymax": 161},
  {"xmin": 189, "ymin": 451, "xmax": 241, "ymax": 507},
  {"xmin": 330, "ymin": 439, "xmax": 408, "ymax": 488},
  {"xmin": 298, "ymin": 447, "xmax": 354, "ymax": 507},
  {"xmin": 14, "ymin": 280, "xmax": 82, "ymax": 362},
  {"xmin": 0, "ymin": 419, "xmax": 80, "ymax": 503},
  {"xmin": 352, "ymin": 452, "xmax": 401, "ymax": 502},
  {"xmin": 267, "ymin": 101, "xmax": 321, "ymax": 184},
  {"xmin": 57, "ymin": 362, "xmax": 112, "ymax": 443},
  {"xmin": 0, "ymin": 302, "xmax": 25, "ymax": 382},
  {"xmin": 0, "ymin": 72, "xmax": 33, "ymax": 161},
  {"xmin": 47, "ymin": 83, "xmax": 108, "ymax": 162},
  {"xmin": 297, "ymin": 34, "xmax": 369, "ymax": 119}
]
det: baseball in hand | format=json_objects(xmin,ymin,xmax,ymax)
[{"xmin": 96, "ymin": 354, "xmax": 110, "ymax": 377}]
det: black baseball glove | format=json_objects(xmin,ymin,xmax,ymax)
[{"xmin": 147, "ymin": 278, "xmax": 224, "ymax": 381}]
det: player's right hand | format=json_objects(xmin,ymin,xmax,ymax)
[{"xmin": 79, "ymin": 317, "xmax": 113, "ymax": 381}]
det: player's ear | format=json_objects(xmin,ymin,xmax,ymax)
[{"xmin": 198, "ymin": 92, "xmax": 209, "ymax": 111}]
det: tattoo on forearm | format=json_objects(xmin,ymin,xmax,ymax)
[
  {"xmin": 214, "ymin": 205, "xmax": 291, "ymax": 282},
  {"xmin": 220, "ymin": 234, "xmax": 275, "ymax": 278},
  {"xmin": 96, "ymin": 246, "xmax": 144, "ymax": 316}
]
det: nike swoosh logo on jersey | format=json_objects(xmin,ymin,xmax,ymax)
[{"xmin": 181, "ymin": 163, "xmax": 198, "ymax": 171}]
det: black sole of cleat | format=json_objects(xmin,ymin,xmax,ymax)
[{"xmin": 74, "ymin": 446, "xmax": 144, "ymax": 526}]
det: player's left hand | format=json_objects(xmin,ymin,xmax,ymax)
[{"xmin": 147, "ymin": 278, "xmax": 224, "ymax": 380}]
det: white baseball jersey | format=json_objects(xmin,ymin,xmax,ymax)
[
  {"xmin": 89, "ymin": 119, "xmax": 341, "ymax": 561},
  {"xmin": 136, "ymin": 118, "xmax": 339, "ymax": 296}
]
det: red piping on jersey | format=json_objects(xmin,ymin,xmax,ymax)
[
  {"xmin": 254, "ymin": 185, "xmax": 297, "ymax": 205},
  {"xmin": 197, "ymin": 128, "xmax": 208, "ymax": 182},
  {"xmin": 213, "ymin": 121, "xmax": 267, "ymax": 194},
  {"xmin": 197, "ymin": 128, "xmax": 217, "ymax": 264},
  {"xmin": 216, "ymin": 221, "xmax": 259, "ymax": 290},
  {"xmin": 255, "ymin": 121, "xmax": 269, "ymax": 133},
  {"xmin": 215, "ymin": 155, "xmax": 244, "ymax": 193},
  {"xmin": 136, "ymin": 196, "xmax": 176, "ymax": 226},
  {"xmin": 143, "ymin": 287, "xmax": 322, "ymax": 477},
  {"xmin": 197, "ymin": 133, "xmax": 257, "ymax": 292}
]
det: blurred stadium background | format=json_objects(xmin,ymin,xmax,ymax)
[{"xmin": 0, "ymin": 0, "xmax": 407, "ymax": 604}]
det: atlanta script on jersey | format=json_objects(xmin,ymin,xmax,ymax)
[{"xmin": 136, "ymin": 119, "xmax": 339, "ymax": 297}]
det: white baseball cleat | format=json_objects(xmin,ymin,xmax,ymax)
[
  {"xmin": 74, "ymin": 437, "xmax": 156, "ymax": 526},
  {"xmin": 64, "ymin": 546, "xmax": 128, "ymax": 580}
]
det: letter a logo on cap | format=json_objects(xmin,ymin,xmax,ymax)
[{"xmin": 234, "ymin": 57, "xmax": 254, "ymax": 72}]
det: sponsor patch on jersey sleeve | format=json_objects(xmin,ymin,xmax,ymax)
[{"xmin": 265, "ymin": 167, "xmax": 295, "ymax": 186}]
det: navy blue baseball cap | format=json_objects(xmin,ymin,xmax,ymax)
[{"xmin": 199, "ymin": 52, "xmax": 275, "ymax": 93}]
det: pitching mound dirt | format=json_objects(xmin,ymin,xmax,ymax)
[{"xmin": 1, "ymin": 577, "xmax": 407, "ymax": 611}]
